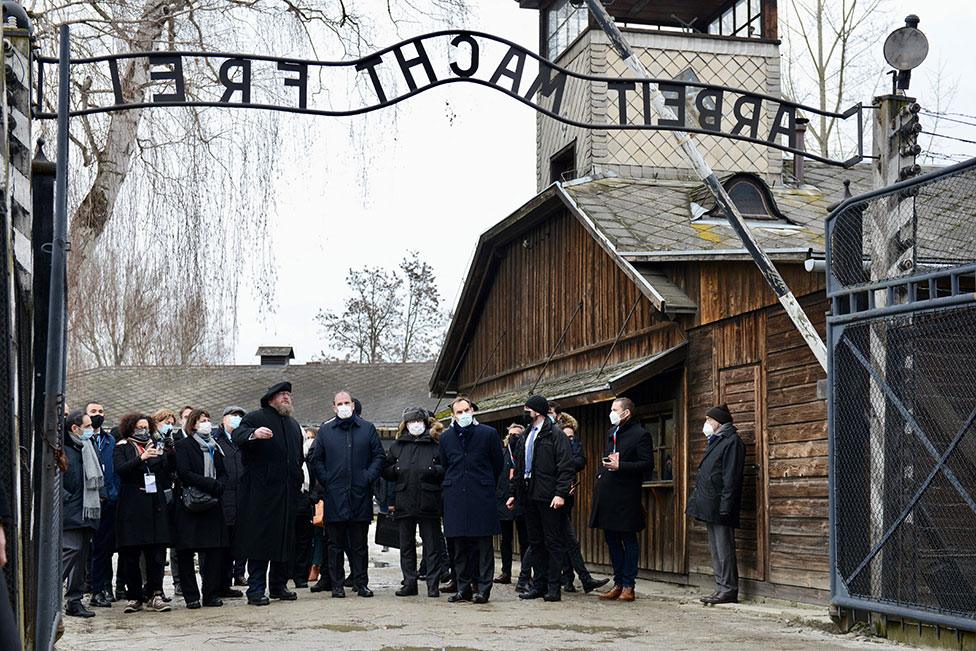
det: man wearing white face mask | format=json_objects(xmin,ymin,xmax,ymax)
[
  {"xmin": 215, "ymin": 406, "xmax": 247, "ymax": 596},
  {"xmin": 588, "ymin": 397, "xmax": 653, "ymax": 602},
  {"xmin": 310, "ymin": 390, "xmax": 386, "ymax": 598},
  {"xmin": 686, "ymin": 403, "xmax": 745, "ymax": 605}
]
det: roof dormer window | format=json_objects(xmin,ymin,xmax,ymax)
[{"xmin": 689, "ymin": 173, "xmax": 793, "ymax": 226}]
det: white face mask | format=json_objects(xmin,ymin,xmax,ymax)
[
  {"xmin": 456, "ymin": 412, "xmax": 474, "ymax": 428},
  {"xmin": 407, "ymin": 421, "xmax": 426, "ymax": 436},
  {"xmin": 703, "ymin": 422, "xmax": 716, "ymax": 438},
  {"xmin": 336, "ymin": 404, "xmax": 354, "ymax": 419},
  {"xmin": 609, "ymin": 410, "xmax": 621, "ymax": 426},
  {"xmin": 196, "ymin": 421, "xmax": 213, "ymax": 436}
]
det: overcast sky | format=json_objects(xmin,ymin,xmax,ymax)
[{"xmin": 232, "ymin": 0, "xmax": 976, "ymax": 365}]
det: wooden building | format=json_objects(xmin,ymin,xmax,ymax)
[{"xmin": 429, "ymin": 0, "xmax": 871, "ymax": 602}]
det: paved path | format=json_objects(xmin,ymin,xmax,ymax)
[{"xmin": 58, "ymin": 540, "xmax": 903, "ymax": 650}]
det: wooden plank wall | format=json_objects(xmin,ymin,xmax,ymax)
[{"xmin": 453, "ymin": 209, "xmax": 683, "ymax": 400}]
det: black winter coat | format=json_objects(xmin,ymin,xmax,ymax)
[
  {"xmin": 113, "ymin": 439, "xmax": 172, "ymax": 547},
  {"xmin": 686, "ymin": 424, "xmax": 746, "ymax": 528},
  {"xmin": 565, "ymin": 434, "xmax": 586, "ymax": 511},
  {"xmin": 172, "ymin": 436, "xmax": 230, "ymax": 551},
  {"xmin": 62, "ymin": 438, "xmax": 101, "ymax": 531},
  {"xmin": 214, "ymin": 428, "xmax": 243, "ymax": 527},
  {"xmin": 440, "ymin": 422, "xmax": 504, "ymax": 538},
  {"xmin": 381, "ymin": 430, "xmax": 443, "ymax": 519},
  {"xmin": 310, "ymin": 415, "xmax": 386, "ymax": 523},
  {"xmin": 496, "ymin": 435, "xmax": 520, "ymax": 521},
  {"xmin": 588, "ymin": 419, "xmax": 654, "ymax": 533},
  {"xmin": 510, "ymin": 419, "xmax": 575, "ymax": 504},
  {"xmin": 232, "ymin": 406, "xmax": 304, "ymax": 562}
]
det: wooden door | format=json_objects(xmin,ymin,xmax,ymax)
[{"xmin": 718, "ymin": 364, "xmax": 767, "ymax": 581}]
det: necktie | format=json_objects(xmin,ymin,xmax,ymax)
[{"xmin": 525, "ymin": 426, "xmax": 538, "ymax": 478}]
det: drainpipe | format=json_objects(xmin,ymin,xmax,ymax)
[{"xmin": 794, "ymin": 118, "xmax": 809, "ymax": 184}]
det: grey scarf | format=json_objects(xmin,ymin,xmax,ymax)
[
  {"xmin": 69, "ymin": 432, "xmax": 104, "ymax": 521},
  {"xmin": 193, "ymin": 432, "xmax": 220, "ymax": 479}
]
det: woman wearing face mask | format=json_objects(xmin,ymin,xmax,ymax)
[
  {"xmin": 151, "ymin": 408, "xmax": 180, "ymax": 600},
  {"xmin": 113, "ymin": 413, "xmax": 172, "ymax": 614},
  {"xmin": 62, "ymin": 411, "xmax": 104, "ymax": 618},
  {"xmin": 381, "ymin": 407, "xmax": 445, "ymax": 598},
  {"xmin": 172, "ymin": 409, "xmax": 230, "ymax": 608}
]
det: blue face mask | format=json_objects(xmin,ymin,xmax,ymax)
[
  {"xmin": 228, "ymin": 415, "xmax": 242, "ymax": 430},
  {"xmin": 80, "ymin": 427, "xmax": 94, "ymax": 441},
  {"xmin": 456, "ymin": 412, "xmax": 474, "ymax": 428},
  {"xmin": 158, "ymin": 423, "xmax": 173, "ymax": 436}
]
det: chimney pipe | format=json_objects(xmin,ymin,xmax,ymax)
[{"xmin": 793, "ymin": 118, "xmax": 809, "ymax": 185}]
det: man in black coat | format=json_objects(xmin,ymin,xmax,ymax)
[
  {"xmin": 686, "ymin": 403, "xmax": 746, "ymax": 605},
  {"xmin": 507, "ymin": 395, "xmax": 575, "ymax": 602},
  {"xmin": 310, "ymin": 390, "xmax": 385, "ymax": 598},
  {"xmin": 440, "ymin": 396, "xmax": 504, "ymax": 604},
  {"xmin": 232, "ymin": 382, "xmax": 304, "ymax": 606},
  {"xmin": 215, "ymin": 405, "xmax": 246, "ymax": 596},
  {"xmin": 589, "ymin": 397, "xmax": 653, "ymax": 602}
]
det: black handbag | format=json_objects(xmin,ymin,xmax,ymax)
[
  {"xmin": 182, "ymin": 485, "xmax": 219, "ymax": 513},
  {"xmin": 374, "ymin": 512, "xmax": 399, "ymax": 549}
]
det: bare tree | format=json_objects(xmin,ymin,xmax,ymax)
[
  {"xmin": 397, "ymin": 251, "xmax": 447, "ymax": 362},
  {"xmin": 316, "ymin": 267, "xmax": 403, "ymax": 363},
  {"xmin": 781, "ymin": 0, "xmax": 891, "ymax": 159},
  {"xmin": 29, "ymin": 0, "xmax": 470, "ymax": 369}
]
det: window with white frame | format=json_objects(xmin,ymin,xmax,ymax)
[
  {"xmin": 707, "ymin": 0, "xmax": 763, "ymax": 38},
  {"xmin": 546, "ymin": 0, "xmax": 589, "ymax": 60}
]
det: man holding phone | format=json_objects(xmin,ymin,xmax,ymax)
[
  {"xmin": 507, "ymin": 395, "xmax": 575, "ymax": 602},
  {"xmin": 588, "ymin": 397, "xmax": 653, "ymax": 602}
]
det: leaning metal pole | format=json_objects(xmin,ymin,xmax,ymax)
[
  {"xmin": 35, "ymin": 24, "xmax": 70, "ymax": 651},
  {"xmin": 583, "ymin": 0, "xmax": 828, "ymax": 370}
]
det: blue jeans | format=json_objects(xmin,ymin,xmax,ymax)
[{"xmin": 604, "ymin": 530, "xmax": 638, "ymax": 588}]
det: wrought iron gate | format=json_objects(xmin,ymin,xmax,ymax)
[{"xmin": 827, "ymin": 158, "xmax": 976, "ymax": 630}]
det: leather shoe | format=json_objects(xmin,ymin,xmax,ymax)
[
  {"xmin": 247, "ymin": 596, "xmax": 270, "ymax": 606},
  {"xmin": 699, "ymin": 591, "xmax": 719, "ymax": 603},
  {"xmin": 427, "ymin": 587, "xmax": 440, "ymax": 598},
  {"xmin": 293, "ymin": 581, "xmax": 309, "ymax": 589},
  {"xmin": 562, "ymin": 582, "xmax": 576, "ymax": 593},
  {"xmin": 472, "ymin": 592, "xmax": 489, "ymax": 604},
  {"xmin": 395, "ymin": 584, "xmax": 418, "ymax": 597},
  {"xmin": 233, "ymin": 576, "xmax": 248, "ymax": 587},
  {"xmin": 599, "ymin": 585, "xmax": 623, "ymax": 601},
  {"xmin": 331, "ymin": 588, "xmax": 346, "ymax": 598},
  {"xmin": 493, "ymin": 573, "xmax": 511, "ymax": 584},
  {"xmin": 270, "ymin": 589, "xmax": 298, "ymax": 601},
  {"xmin": 582, "ymin": 577, "xmax": 610, "ymax": 594},
  {"xmin": 185, "ymin": 600, "xmax": 202, "ymax": 609},
  {"xmin": 356, "ymin": 586, "xmax": 374, "ymax": 598},
  {"xmin": 447, "ymin": 592, "xmax": 471, "ymax": 603},
  {"xmin": 441, "ymin": 581, "xmax": 458, "ymax": 594},
  {"xmin": 519, "ymin": 588, "xmax": 545, "ymax": 600},
  {"xmin": 89, "ymin": 592, "xmax": 112, "ymax": 608},
  {"xmin": 619, "ymin": 587, "xmax": 636, "ymax": 602},
  {"xmin": 202, "ymin": 598, "xmax": 223, "ymax": 608},
  {"xmin": 705, "ymin": 590, "xmax": 738, "ymax": 605},
  {"xmin": 219, "ymin": 588, "xmax": 243, "ymax": 599},
  {"xmin": 310, "ymin": 578, "xmax": 332, "ymax": 593},
  {"xmin": 543, "ymin": 591, "xmax": 561, "ymax": 602},
  {"xmin": 514, "ymin": 582, "xmax": 529, "ymax": 594},
  {"xmin": 65, "ymin": 602, "xmax": 96, "ymax": 618},
  {"xmin": 343, "ymin": 575, "xmax": 354, "ymax": 588}
]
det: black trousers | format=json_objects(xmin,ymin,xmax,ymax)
[
  {"xmin": 560, "ymin": 511, "xmax": 591, "ymax": 584},
  {"xmin": 177, "ymin": 548, "xmax": 224, "ymax": 603},
  {"xmin": 451, "ymin": 536, "xmax": 493, "ymax": 597},
  {"xmin": 0, "ymin": 566, "xmax": 21, "ymax": 651},
  {"xmin": 89, "ymin": 500, "xmax": 117, "ymax": 594},
  {"xmin": 326, "ymin": 521, "xmax": 369, "ymax": 588},
  {"xmin": 221, "ymin": 524, "xmax": 245, "ymax": 590},
  {"xmin": 119, "ymin": 545, "xmax": 164, "ymax": 603},
  {"xmin": 246, "ymin": 558, "xmax": 289, "ymax": 599},
  {"xmin": 397, "ymin": 517, "xmax": 442, "ymax": 591},
  {"xmin": 524, "ymin": 500, "xmax": 567, "ymax": 593},
  {"xmin": 293, "ymin": 511, "xmax": 314, "ymax": 583}
]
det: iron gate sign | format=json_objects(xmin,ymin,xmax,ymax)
[{"xmin": 35, "ymin": 30, "xmax": 863, "ymax": 167}]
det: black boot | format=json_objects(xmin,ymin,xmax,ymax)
[
  {"xmin": 395, "ymin": 583, "xmax": 418, "ymax": 597},
  {"xmin": 309, "ymin": 577, "xmax": 333, "ymax": 593},
  {"xmin": 581, "ymin": 576, "xmax": 610, "ymax": 594}
]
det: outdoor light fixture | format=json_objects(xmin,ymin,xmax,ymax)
[{"xmin": 883, "ymin": 15, "xmax": 928, "ymax": 93}]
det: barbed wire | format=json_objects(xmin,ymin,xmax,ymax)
[
  {"xmin": 920, "ymin": 131, "xmax": 976, "ymax": 147},
  {"xmin": 920, "ymin": 110, "xmax": 976, "ymax": 129}
]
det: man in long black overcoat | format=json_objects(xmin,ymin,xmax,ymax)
[{"xmin": 232, "ymin": 381, "xmax": 304, "ymax": 605}]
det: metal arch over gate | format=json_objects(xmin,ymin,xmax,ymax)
[
  {"xmin": 33, "ymin": 29, "xmax": 865, "ymax": 168},
  {"xmin": 826, "ymin": 157, "xmax": 976, "ymax": 631}
]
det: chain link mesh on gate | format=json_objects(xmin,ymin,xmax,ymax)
[{"xmin": 827, "ymin": 158, "xmax": 976, "ymax": 628}]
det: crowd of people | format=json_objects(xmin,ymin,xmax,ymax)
[{"xmin": 57, "ymin": 382, "xmax": 746, "ymax": 619}]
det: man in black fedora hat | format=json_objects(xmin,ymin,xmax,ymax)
[
  {"xmin": 686, "ymin": 403, "xmax": 746, "ymax": 605},
  {"xmin": 232, "ymin": 382, "xmax": 305, "ymax": 605}
]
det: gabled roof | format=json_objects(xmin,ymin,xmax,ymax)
[
  {"xmin": 69, "ymin": 362, "xmax": 437, "ymax": 428},
  {"xmin": 255, "ymin": 346, "xmax": 295, "ymax": 359}
]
